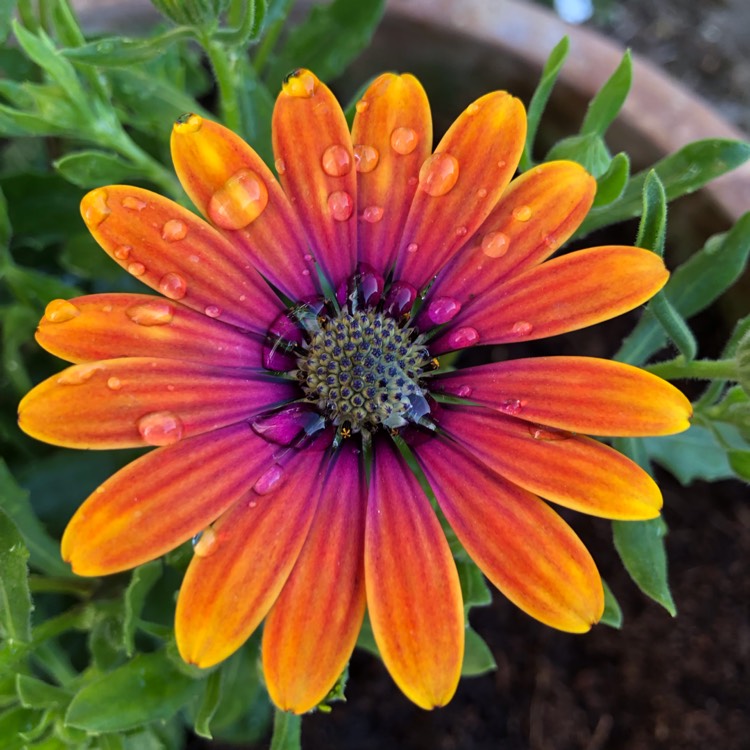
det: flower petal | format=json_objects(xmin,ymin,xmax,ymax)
[
  {"xmin": 61, "ymin": 423, "xmax": 275, "ymax": 575},
  {"xmin": 394, "ymin": 92, "xmax": 526, "ymax": 290},
  {"xmin": 18, "ymin": 358, "xmax": 295, "ymax": 449},
  {"xmin": 273, "ymin": 69, "xmax": 357, "ymax": 290},
  {"xmin": 36, "ymin": 293, "xmax": 263, "ymax": 367},
  {"xmin": 414, "ymin": 436, "xmax": 603, "ymax": 632},
  {"xmin": 435, "ymin": 405, "xmax": 662, "ymax": 520},
  {"xmin": 430, "ymin": 246, "xmax": 669, "ymax": 354},
  {"xmin": 262, "ymin": 444, "xmax": 366, "ymax": 713},
  {"xmin": 170, "ymin": 115, "xmax": 316, "ymax": 299},
  {"xmin": 351, "ymin": 73, "xmax": 432, "ymax": 273},
  {"xmin": 175, "ymin": 449, "xmax": 327, "ymax": 668},
  {"xmin": 422, "ymin": 161, "xmax": 595, "ymax": 312},
  {"xmin": 80, "ymin": 186, "xmax": 284, "ymax": 333},
  {"xmin": 434, "ymin": 357, "xmax": 692, "ymax": 436},
  {"xmin": 365, "ymin": 438, "xmax": 463, "ymax": 709}
]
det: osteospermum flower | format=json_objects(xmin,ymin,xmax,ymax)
[{"xmin": 19, "ymin": 69, "xmax": 691, "ymax": 712}]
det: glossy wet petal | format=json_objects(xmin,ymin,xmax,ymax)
[
  {"xmin": 61, "ymin": 424, "xmax": 275, "ymax": 575},
  {"xmin": 18, "ymin": 358, "xmax": 295, "ymax": 449},
  {"xmin": 80, "ymin": 187, "xmax": 284, "ymax": 333},
  {"xmin": 273, "ymin": 69, "xmax": 357, "ymax": 290},
  {"xmin": 431, "ymin": 246, "xmax": 669, "ymax": 354},
  {"xmin": 263, "ymin": 444, "xmax": 366, "ymax": 713},
  {"xmin": 394, "ymin": 92, "xmax": 526, "ymax": 290},
  {"xmin": 414, "ymin": 436, "xmax": 603, "ymax": 632},
  {"xmin": 365, "ymin": 438, "xmax": 464, "ymax": 709},
  {"xmin": 351, "ymin": 73, "xmax": 432, "ymax": 273},
  {"xmin": 434, "ymin": 357, "xmax": 692, "ymax": 436},
  {"xmin": 435, "ymin": 405, "xmax": 662, "ymax": 519},
  {"xmin": 170, "ymin": 115, "xmax": 315, "ymax": 299},
  {"xmin": 176, "ymin": 449, "xmax": 327, "ymax": 668}
]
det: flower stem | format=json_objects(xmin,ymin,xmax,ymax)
[
  {"xmin": 270, "ymin": 708, "xmax": 301, "ymax": 750},
  {"xmin": 204, "ymin": 36, "xmax": 242, "ymax": 134},
  {"xmin": 645, "ymin": 356, "xmax": 738, "ymax": 381}
]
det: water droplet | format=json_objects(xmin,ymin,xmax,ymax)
[
  {"xmin": 529, "ymin": 425, "xmax": 571, "ymax": 441},
  {"xmin": 57, "ymin": 363, "xmax": 103, "ymax": 385},
  {"xmin": 106, "ymin": 376, "xmax": 122, "ymax": 391},
  {"xmin": 481, "ymin": 231, "xmax": 510, "ymax": 258},
  {"xmin": 477, "ymin": 188, "xmax": 488, "ymax": 198},
  {"xmin": 82, "ymin": 188, "xmax": 110, "ymax": 227},
  {"xmin": 122, "ymin": 195, "xmax": 146, "ymax": 211},
  {"xmin": 208, "ymin": 169, "xmax": 268, "ymax": 231},
  {"xmin": 253, "ymin": 464, "xmax": 285, "ymax": 495},
  {"xmin": 127, "ymin": 262, "xmax": 146, "ymax": 277},
  {"xmin": 497, "ymin": 159, "xmax": 507, "ymax": 169},
  {"xmin": 126, "ymin": 301, "xmax": 174, "ymax": 326},
  {"xmin": 544, "ymin": 234, "xmax": 557, "ymax": 249},
  {"xmin": 362, "ymin": 205, "xmax": 384, "ymax": 223},
  {"xmin": 102, "ymin": 304, "xmax": 113, "ymax": 313},
  {"xmin": 113, "ymin": 245, "xmax": 132, "ymax": 260},
  {"xmin": 204, "ymin": 305, "xmax": 222, "ymax": 318},
  {"xmin": 407, "ymin": 175, "xmax": 418, "ymax": 187},
  {"xmin": 500, "ymin": 398, "xmax": 524, "ymax": 416},
  {"xmin": 427, "ymin": 296, "xmax": 462, "ymax": 324},
  {"xmin": 321, "ymin": 144, "xmax": 352, "ymax": 177},
  {"xmin": 355, "ymin": 99, "xmax": 369, "ymax": 114},
  {"xmin": 446, "ymin": 326, "xmax": 480, "ymax": 349},
  {"xmin": 327, "ymin": 190, "xmax": 354, "ymax": 221},
  {"xmin": 455, "ymin": 384, "xmax": 473, "ymax": 398},
  {"xmin": 161, "ymin": 219, "xmax": 188, "ymax": 242},
  {"xmin": 302, "ymin": 269, "xmax": 310, "ymax": 276},
  {"xmin": 406, "ymin": 242, "xmax": 418, "ymax": 254},
  {"xmin": 282, "ymin": 69, "xmax": 318, "ymax": 98},
  {"xmin": 353, "ymin": 144, "xmax": 379, "ymax": 173},
  {"xmin": 466, "ymin": 102, "xmax": 481, "ymax": 115},
  {"xmin": 137, "ymin": 410, "xmax": 184, "ymax": 446},
  {"xmin": 419, "ymin": 152, "xmax": 460, "ymax": 197},
  {"xmin": 174, "ymin": 113, "xmax": 202, "ymax": 134},
  {"xmin": 158, "ymin": 272, "xmax": 187, "ymax": 300},
  {"xmin": 455, "ymin": 226, "xmax": 468, "ymax": 237},
  {"xmin": 193, "ymin": 527, "xmax": 219, "ymax": 557},
  {"xmin": 44, "ymin": 299, "xmax": 80, "ymax": 323},
  {"xmin": 512, "ymin": 205, "xmax": 532, "ymax": 222},
  {"xmin": 512, "ymin": 320, "xmax": 533, "ymax": 336},
  {"xmin": 384, "ymin": 281, "xmax": 417, "ymax": 317},
  {"xmin": 390, "ymin": 127, "xmax": 418, "ymax": 155}
]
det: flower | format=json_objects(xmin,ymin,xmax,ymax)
[{"xmin": 19, "ymin": 69, "xmax": 691, "ymax": 713}]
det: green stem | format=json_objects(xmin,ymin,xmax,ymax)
[
  {"xmin": 28, "ymin": 575, "xmax": 95, "ymax": 597},
  {"xmin": 204, "ymin": 37, "xmax": 242, "ymax": 133},
  {"xmin": 110, "ymin": 132, "xmax": 182, "ymax": 198},
  {"xmin": 645, "ymin": 356, "xmax": 738, "ymax": 381},
  {"xmin": 270, "ymin": 709, "xmax": 302, "ymax": 750}
]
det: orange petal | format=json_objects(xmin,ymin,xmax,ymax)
[
  {"xmin": 175, "ymin": 449, "xmax": 328, "ymax": 668},
  {"xmin": 365, "ymin": 438, "xmax": 463, "ymax": 709},
  {"xmin": 262, "ymin": 444, "xmax": 366, "ymax": 713},
  {"xmin": 393, "ymin": 92, "xmax": 526, "ymax": 290},
  {"xmin": 436, "ymin": 405, "xmax": 662, "ymax": 520},
  {"xmin": 351, "ymin": 73, "xmax": 432, "ymax": 273},
  {"xmin": 431, "ymin": 246, "xmax": 669, "ymax": 354},
  {"xmin": 424, "ymin": 161, "xmax": 595, "ymax": 308},
  {"xmin": 36, "ymin": 293, "xmax": 263, "ymax": 367},
  {"xmin": 170, "ymin": 115, "xmax": 316, "ymax": 300},
  {"xmin": 434, "ymin": 357, "xmax": 692, "ymax": 436},
  {"xmin": 80, "ymin": 186, "xmax": 284, "ymax": 333},
  {"xmin": 414, "ymin": 436, "xmax": 604, "ymax": 632},
  {"xmin": 18, "ymin": 358, "xmax": 295, "ymax": 449},
  {"xmin": 273, "ymin": 70, "xmax": 357, "ymax": 290},
  {"xmin": 61, "ymin": 423, "xmax": 275, "ymax": 575}
]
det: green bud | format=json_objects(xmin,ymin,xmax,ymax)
[
  {"xmin": 150, "ymin": 0, "xmax": 231, "ymax": 27},
  {"xmin": 737, "ymin": 330, "xmax": 750, "ymax": 397}
]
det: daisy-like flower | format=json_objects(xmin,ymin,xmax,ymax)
[{"xmin": 19, "ymin": 69, "xmax": 691, "ymax": 713}]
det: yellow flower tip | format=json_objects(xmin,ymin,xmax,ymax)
[
  {"xmin": 173, "ymin": 112, "xmax": 203, "ymax": 135},
  {"xmin": 281, "ymin": 68, "xmax": 320, "ymax": 98}
]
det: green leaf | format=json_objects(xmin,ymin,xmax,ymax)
[
  {"xmin": 122, "ymin": 561, "xmax": 162, "ymax": 657},
  {"xmin": 54, "ymin": 151, "xmax": 140, "ymax": 189},
  {"xmin": 88, "ymin": 612, "xmax": 125, "ymax": 671},
  {"xmin": 0, "ymin": 0, "xmax": 15, "ymax": 44},
  {"xmin": 15, "ymin": 675, "xmax": 71, "ymax": 709},
  {"xmin": 270, "ymin": 708, "xmax": 301, "ymax": 750},
  {"xmin": 728, "ymin": 450, "xmax": 750, "ymax": 481},
  {"xmin": 3, "ymin": 264, "xmax": 81, "ymax": 309},
  {"xmin": 649, "ymin": 294, "xmax": 698, "ymax": 361},
  {"xmin": 59, "ymin": 232, "xmax": 125, "ymax": 282},
  {"xmin": 0, "ymin": 183, "xmax": 10, "ymax": 250},
  {"xmin": 65, "ymin": 651, "xmax": 202, "ymax": 732},
  {"xmin": 546, "ymin": 133, "xmax": 611, "ymax": 178},
  {"xmin": 0, "ymin": 510, "xmax": 32, "ymax": 642},
  {"xmin": 600, "ymin": 580, "xmax": 623, "ymax": 629},
  {"xmin": 266, "ymin": 0, "xmax": 385, "ymax": 87},
  {"xmin": 635, "ymin": 170, "xmax": 667, "ymax": 256},
  {"xmin": 1, "ymin": 304, "xmax": 37, "ymax": 394},
  {"xmin": 580, "ymin": 50, "xmax": 632, "ymax": 137},
  {"xmin": 592, "ymin": 152, "xmax": 629, "ymax": 207},
  {"xmin": 461, "ymin": 627, "xmax": 496, "ymax": 677},
  {"xmin": 521, "ymin": 36, "xmax": 569, "ymax": 171},
  {"xmin": 193, "ymin": 668, "xmax": 222, "ymax": 739},
  {"xmin": 61, "ymin": 29, "xmax": 192, "ymax": 68},
  {"xmin": 456, "ymin": 558, "xmax": 492, "ymax": 614},
  {"xmin": 580, "ymin": 139, "xmax": 750, "ymax": 235},
  {"xmin": 0, "ymin": 706, "xmax": 40, "ymax": 749},
  {"xmin": 613, "ymin": 517, "xmax": 675, "ymax": 615}
]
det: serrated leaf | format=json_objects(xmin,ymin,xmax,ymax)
[
  {"xmin": 581, "ymin": 50, "xmax": 632, "ymax": 137},
  {"xmin": 600, "ymin": 580, "xmax": 623, "ymax": 629},
  {"xmin": 0, "ymin": 510, "xmax": 32, "ymax": 642},
  {"xmin": 592, "ymin": 152, "xmax": 629, "ymax": 207},
  {"xmin": 62, "ymin": 29, "xmax": 191, "ymax": 68},
  {"xmin": 461, "ymin": 626, "xmax": 496, "ymax": 677},
  {"xmin": 65, "ymin": 650, "xmax": 202, "ymax": 732},
  {"xmin": 613, "ymin": 517, "xmax": 675, "ymax": 615},
  {"xmin": 122, "ymin": 561, "xmax": 162, "ymax": 657},
  {"xmin": 54, "ymin": 151, "xmax": 139, "ymax": 189},
  {"xmin": 546, "ymin": 133, "xmax": 611, "ymax": 178},
  {"xmin": 15, "ymin": 675, "xmax": 71, "ymax": 709}
]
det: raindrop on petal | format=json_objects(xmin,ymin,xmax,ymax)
[
  {"xmin": 419, "ymin": 152, "xmax": 460, "ymax": 197},
  {"xmin": 321, "ymin": 144, "xmax": 352, "ymax": 177},
  {"xmin": 44, "ymin": 299, "xmax": 80, "ymax": 323},
  {"xmin": 56, "ymin": 363, "xmax": 103, "ymax": 385},
  {"xmin": 427, "ymin": 296, "xmax": 462, "ymax": 324},
  {"xmin": 512, "ymin": 320, "xmax": 534, "ymax": 336},
  {"xmin": 455, "ymin": 226, "xmax": 468, "ymax": 237},
  {"xmin": 208, "ymin": 169, "xmax": 269, "ymax": 230},
  {"xmin": 481, "ymin": 231, "xmax": 510, "ymax": 258},
  {"xmin": 174, "ymin": 113, "xmax": 203, "ymax": 134},
  {"xmin": 253, "ymin": 464, "xmax": 285, "ymax": 495},
  {"xmin": 477, "ymin": 188, "xmax": 488, "ymax": 198},
  {"xmin": 204, "ymin": 305, "xmax": 222, "ymax": 318},
  {"xmin": 446, "ymin": 326, "xmax": 480, "ymax": 349},
  {"xmin": 106, "ymin": 376, "xmax": 122, "ymax": 391},
  {"xmin": 82, "ymin": 188, "xmax": 110, "ymax": 227},
  {"xmin": 512, "ymin": 205, "xmax": 532, "ymax": 222},
  {"xmin": 390, "ymin": 127, "xmax": 418, "ymax": 155},
  {"xmin": 161, "ymin": 219, "xmax": 188, "ymax": 242},
  {"xmin": 466, "ymin": 102, "xmax": 481, "ymax": 115},
  {"xmin": 137, "ymin": 410, "xmax": 184, "ymax": 446},
  {"xmin": 529, "ymin": 425, "xmax": 571, "ymax": 441},
  {"xmin": 355, "ymin": 99, "xmax": 369, "ymax": 113},
  {"xmin": 158, "ymin": 272, "xmax": 187, "ymax": 300},
  {"xmin": 500, "ymin": 398, "xmax": 524, "ymax": 416},
  {"xmin": 455, "ymin": 384, "xmax": 473, "ymax": 398},
  {"xmin": 275, "ymin": 157, "xmax": 286, "ymax": 175},
  {"xmin": 282, "ymin": 69, "xmax": 319, "ymax": 98},
  {"xmin": 126, "ymin": 301, "xmax": 175, "ymax": 326},
  {"xmin": 122, "ymin": 196, "xmax": 147, "ymax": 211},
  {"xmin": 113, "ymin": 245, "xmax": 132, "ymax": 260},
  {"xmin": 127, "ymin": 262, "xmax": 146, "ymax": 277},
  {"xmin": 353, "ymin": 144, "xmax": 379, "ymax": 173},
  {"xmin": 193, "ymin": 527, "xmax": 219, "ymax": 557},
  {"xmin": 328, "ymin": 190, "xmax": 354, "ymax": 221},
  {"xmin": 362, "ymin": 205, "xmax": 384, "ymax": 223},
  {"xmin": 406, "ymin": 242, "xmax": 418, "ymax": 254}
]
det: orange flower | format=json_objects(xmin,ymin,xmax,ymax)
[{"xmin": 18, "ymin": 70, "xmax": 691, "ymax": 713}]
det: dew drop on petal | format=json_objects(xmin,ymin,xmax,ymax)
[
  {"xmin": 274, "ymin": 157, "xmax": 286, "ymax": 175},
  {"xmin": 127, "ymin": 262, "xmax": 146, "ymax": 277},
  {"xmin": 512, "ymin": 205, "xmax": 532, "ymax": 222},
  {"xmin": 455, "ymin": 226, "xmax": 468, "ymax": 237},
  {"xmin": 544, "ymin": 234, "xmax": 558, "ymax": 249},
  {"xmin": 466, "ymin": 102, "xmax": 481, "ymax": 115},
  {"xmin": 158, "ymin": 272, "xmax": 187, "ymax": 300},
  {"xmin": 406, "ymin": 242, "xmax": 418, "ymax": 254},
  {"xmin": 82, "ymin": 188, "xmax": 110, "ymax": 227},
  {"xmin": 174, "ymin": 113, "xmax": 203, "ymax": 134},
  {"xmin": 427, "ymin": 296, "xmax": 462, "ymax": 324},
  {"xmin": 455, "ymin": 384, "xmax": 473, "ymax": 398},
  {"xmin": 283, "ymin": 69, "xmax": 319, "ymax": 98},
  {"xmin": 204, "ymin": 305, "xmax": 222, "ymax": 318},
  {"xmin": 481, "ymin": 231, "xmax": 510, "ymax": 258},
  {"xmin": 193, "ymin": 527, "xmax": 219, "ymax": 557},
  {"xmin": 497, "ymin": 159, "xmax": 507, "ymax": 169},
  {"xmin": 113, "ymin": 245, "xmax": 132, "ymax": 261},
  {"xmin": 122, "ymin": 196, "xmax": 147, "ymax": 211},
  {"xmin": 101, "ymin": 304, "xmax": 113, "ymax": 313},
  {"xmin": 161, "ymin": 219, "xmax": 188, "ymax": 242},
  {"xmin": 328, "ymin": 190, "xmax": 354, "ymax": 221},
  {"xmin": 362, "ymin": 205, "xmax": 384, "ymax": 223},
  {"xmin": 419, "ymin": 152, "xmax": 460, "ymax": 197},
  {"xmin": 253, "ymin": 464, "xmax": 285, "ymax": 495},
  {"xmin": 44, "ymin": 299, "xmax": 80, "ymax": 323},
  {"xmin": 355, "ymin": 99, "xmax": 369, "ymax": 114},
  {"xmin": 126, "ymin": 300, "xmax": 174, "ymax": 326},
  {"xmin": 321, "ymin": 144, "xmax": 352, "ymax": 177},
  {"xmin": 390, "ymin": 127, "xmax": 418, "ymax": 155},
  {"xmin": 137, "ymin": 410, "xmax": 184, "ymax": 446},
  {"xmin": 106, "ymin": 376, "xmax": 122, "ymax": 391},
  {"xmin": 500, "ymin": 398, "xmax": 524, "ymax": 415},
  {"xmin": 512, "ymin": 320, "xmax": 534, "ymax": 336},
  {"xmin": 529, "ymin": 425, "xmax": 571, "ymax": 441},
  {"xmin": 353, "ymin": 144, "xmax": 379, "ymax": 173},
  {"xmin": 447, "ymin": 326, "xmax": 480, "ymax": 349},
  {"xmin": 56, "ymin": 363, "xmax": 103, "ymax": 385},
  {"xmin": 477, "ymin": 187, "xmax": 488, "ymax": 198},
  {"xmin": 208, "ymin": 169, "xmax": 269, "ymax": 230}
]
